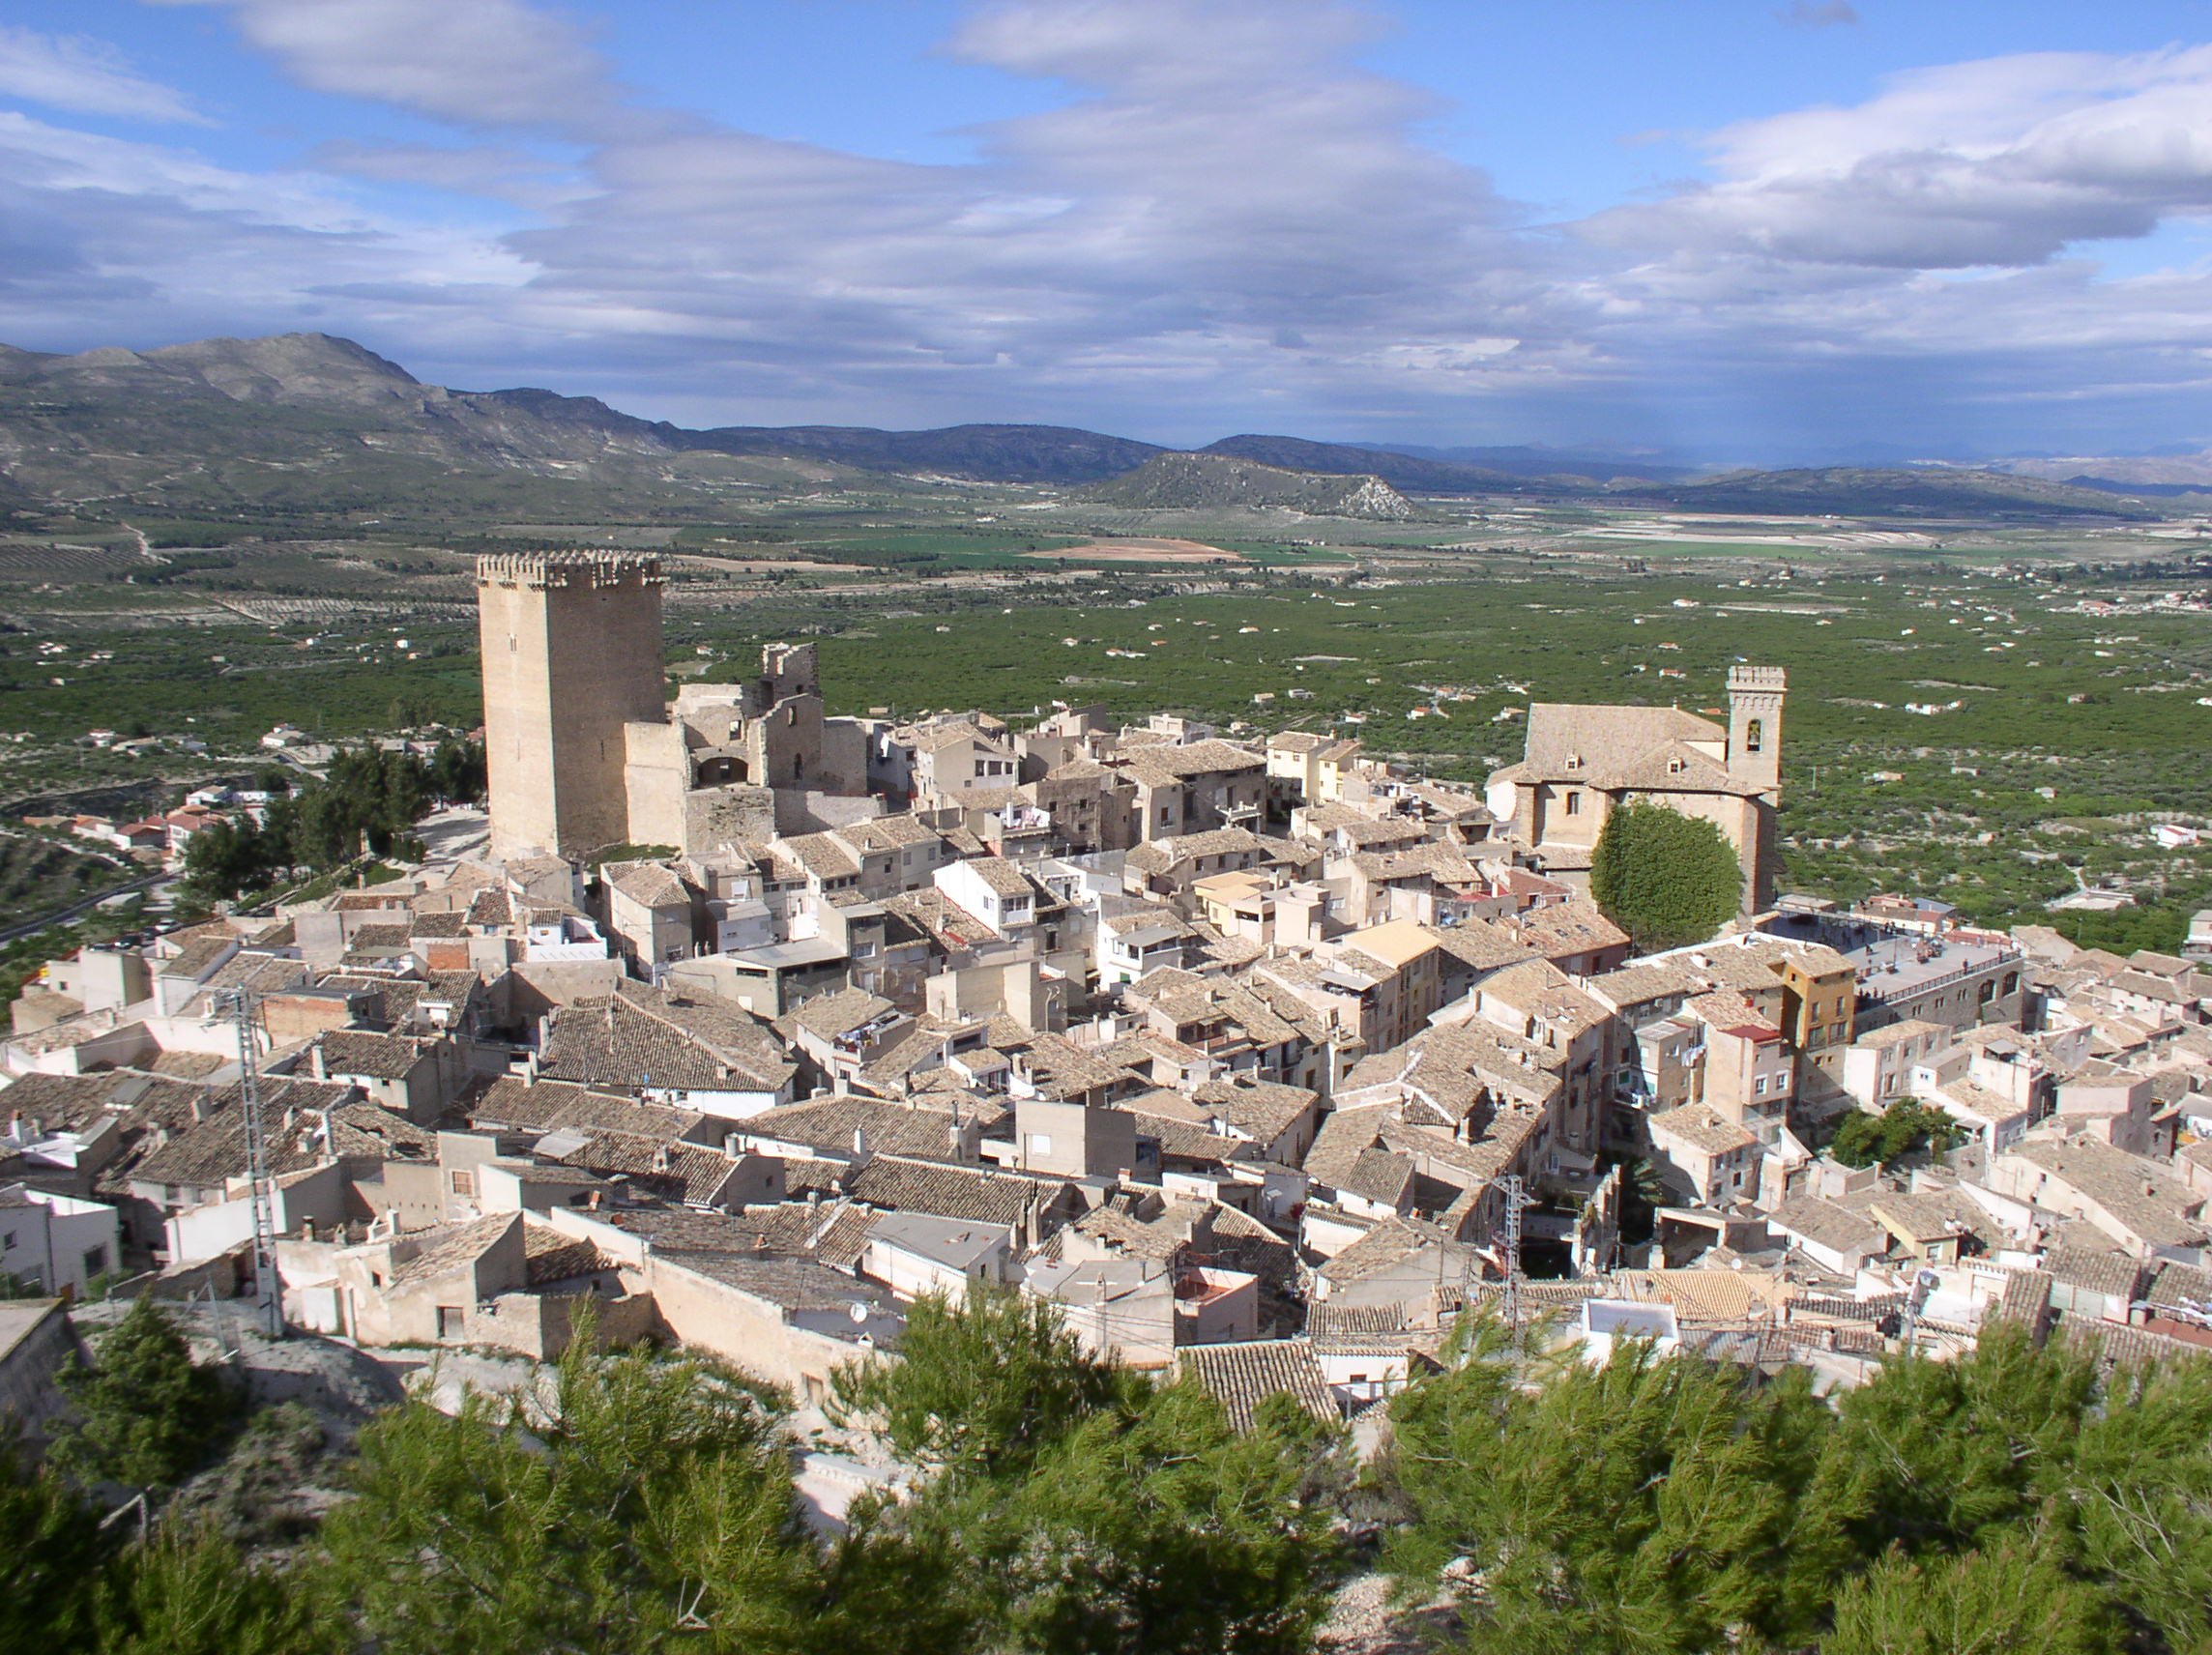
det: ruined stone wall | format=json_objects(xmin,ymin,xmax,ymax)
[
  {"xmin": 684, "ymin": 783, "xmax": 777, "ymax": 855},
  {"xmin": 622, "ymin": 718, "xmax": 689, "ymax": 849}
]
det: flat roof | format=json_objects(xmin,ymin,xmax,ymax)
[{"xmin": 725, "ymin": 937, "xmax": 849, "ymax": 970}]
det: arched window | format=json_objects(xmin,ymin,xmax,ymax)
[{"xmin": 1744, "ymin": 718, "xmax": 1764, "ymax": 754}]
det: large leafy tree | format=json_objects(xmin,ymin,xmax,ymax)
[
  {"xmin": 1589, "ymin": 799, "xmax": 1745, "ymax": 949},
  {"xmin": 1828, "ymin": 1101, "xmax": 1964, "ymax": 1170}
]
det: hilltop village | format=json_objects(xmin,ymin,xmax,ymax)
[{"xmin": 6, "ymin": 550, "xmax": 2211, "ymax": 1434}]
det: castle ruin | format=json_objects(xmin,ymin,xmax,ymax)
[{"xmin": 477, "ymin": 552, "xmax": 871, "ymax": 859}]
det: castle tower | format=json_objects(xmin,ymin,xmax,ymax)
[
  {"xmin": 477, "ymin": 552, "xmax": 667, "ymax": 858},
  {"xmin": 1726, "ymin": 665, "xmax": 1786, "ymax": 797}
]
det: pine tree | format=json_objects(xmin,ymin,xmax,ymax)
[
  {"xmin": 0, "ymin": 1431, "xmax": 111, "ymax": 1653},
  {"xmin": 830, "ymin": 1287, "xmax": 1130, "ymax": 1485},
  {"xmin": 52, "ymin": 1298, "xmax": 237, "ymax": 1491}
]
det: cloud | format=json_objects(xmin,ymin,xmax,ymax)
[
  {"xmin": 153, "ymin": 0, "xmax": 617, "ymax": 132},
  {"xmin": 0, "ymin": 110, "xmax": 532, "ymax": 353},
  {"xmin": 1588, "ymin": 45, "xmax": 2212, "ymax": 268},
  {"xmin": 0, "ymin": 25, "xmax": 210, "ymax": 125},
  {"xmin": 9, "ymin": 1, "xmax": 2212, "ymax": 457}
]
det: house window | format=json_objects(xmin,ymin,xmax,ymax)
[
  {"xmin": 1564, "ymin": 792, "xmax": 1582, "ymax": 817},
  {"xmin": 1754, "ymin": 1076, "xmax": 1767, "ymax": 1095},
  {"xmin": 451, "ymin": 1170, "xmax": 475, "ymax": 1197},
  {"xmin": 436, "ymin": 1306, "xmax": 466, "ymax": 1340},
  {"xmin": 83, "ymin": 1245, "xmax": 107, "ymax": 1280}
]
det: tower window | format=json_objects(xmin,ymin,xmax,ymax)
[{"xmin": 1745, "ymin": 718, "xmax": 1764, "ymax": 754}]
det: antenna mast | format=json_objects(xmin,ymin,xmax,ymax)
[
  {"xmin": 1499, "ymin": 1173, "xmax": 1534, "ymax": 1354},
  {"xmin": 217, "ymin": 988, "xmax": 284, "ymax": 1340}
]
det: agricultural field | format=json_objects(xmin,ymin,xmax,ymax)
[{"xmin": 4, "ymin": 480, "xmax": 2208, "ymax": 946}]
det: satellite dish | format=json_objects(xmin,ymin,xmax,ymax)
[{"xmin": 849, "ymin": 1301, "xmax": 869, "ymax": 1326}]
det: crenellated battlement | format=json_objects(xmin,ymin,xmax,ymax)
[
  {"xmin": 1726, "ymin": 664, "xmax": 1788, "ymax": 695},
  {"xmin": 475, "ymin": 550, "xmax": 664, "ymax": 591}
]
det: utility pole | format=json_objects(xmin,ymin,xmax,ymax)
[{"xmin": 213, "ymin": 988, "xmax": 283, "ymax": 1340}]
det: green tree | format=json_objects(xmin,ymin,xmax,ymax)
[
  {"xmin": 2059, "ymin": 1353, "xmax": 2212, "ymax": 1651},
  {"xmin": 1816, "ymin": 1325, "xmax": 2099, "ymax": 1558},
  {"xmin": 94, "ymin": 1524, "xmax": 337, "ymax": 1655},
  {"xmin": 830, "ymin": 1288, "xmax": 1130, "ymax": 1485},
  {"xmin": 52, "ymin": 1298, "xmax": 238, "ymax": 1491},
  {"xmin": 0, "ymin": 1431, "xmax": 111, "ymax": 1654},
  {"xmin": 430, "ymin": 739, "xmax": 487, "ymax": 805},
  {"xmin": 940, "ymin": 1383, "xmax": 1343, "ymax": 1655},
  {"xmin": 1820, "ymin": 1538, "xmax": 2112, "ymax": 1655},
  {"xmin": 1589, "ymin": 800, "xmax": 1746, "ymax": 950},
  {"xmin": 179, "ymin": 818, "xmax": 283, "ymax": 904},
  {"xmin": 322, "ymin": 1321, "xmax": 823, "ymax": 1655},
  {"xmin": 1828, "ymin": 1101, "xmax": 1963, "ymax": 1170},
  {"xmin": 1384, "ymin": 1340, "xmax": 1852, "ymax": 1654}
]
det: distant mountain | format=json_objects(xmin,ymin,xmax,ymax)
[
  {"xmin": 1975, "ymin": 450, "xmax": 2212, "ymax": 490},
  {"xmin": 1630, "ymin": 466, "xmax": 2167, "ymax": 521},
  {"xmin": 1201, "ymin": 434, "xmax": 1557, "ymax": 493},
  {"xmin": 1366, "ymin": 441, "xmax": 1695, "ymax": 482},
  {"xmin": 0, "ymin": 331, "xmax": 2187, "ymax": 526},
  {"xmin": 0, "ymin": 333, "xmax": 1161, "ymax": 517},
  {"xmin": 679, "ymin": 421, "xmax": 1161, "ymax": 484},
  {"xmin": 1082, "ymin": 450, "xmax": 1415, "ymax": 518}
]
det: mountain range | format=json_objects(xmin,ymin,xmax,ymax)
[{"xmin": 0, "ymin": 332, "xmax": 2191, "ymax": 524}]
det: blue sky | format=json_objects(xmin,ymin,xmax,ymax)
[{"xmin": 4, "ymin": 1, "xmax": 2212, "ymax": 461}]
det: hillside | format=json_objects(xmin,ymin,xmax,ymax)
[
  {"xmin": 683, "ymin": 421, "xmax": 1161, "ymax": 484},
  {"xmin": 1194, "ymin": 429, "xmax": 1645, "ymax": 488},
  {"xmin": 1633, "ymin": 466, "xmax": 2166, "ymax": 521},
  {"xmin": 0, "ymin": 331, "xmax": 2188, "ymax": 528},
  {"xmin": 1081, "ymin": 450, "xmax": 1416, "ymax": 518},
  {"xmin": 0, "ymin": 334, "xmax": 1159, "ymax": 520}
]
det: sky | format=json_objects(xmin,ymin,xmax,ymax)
[{"xmin": 4, "ymin": 1, "xmax": 2212, "ymax": 462}]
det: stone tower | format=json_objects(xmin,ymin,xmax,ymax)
[
  {"xmin": 477, "ymin": 552, "xmax": 667, "ymax": 858},
  {"xmin": 1726, "ymin": 665, "xmax": 1786, "ymax": 797}
]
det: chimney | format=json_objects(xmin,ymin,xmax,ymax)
[
  {"xmin": 852, "ymin": 1126, "xmax": 868, "ymax": 1160},
  {"xmin": 586, "ymin": 1188, "xmax": 601, "ymax": 1211}
]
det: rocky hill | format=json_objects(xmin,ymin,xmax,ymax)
[
  {"xmin": 1081, "ymin": 451, "xmax": 1416, "ymax": 517},
  {"xmin": 0, "ymin": 331, "xmax": 2179, "ymax": 526},
  {"xmin": 0, "ymin": 333, "xmax": 1162, "ymax": 518},
  {"xmin": 1201, "ymin": 433, "xmax": 1557, "ymax": 493}
]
